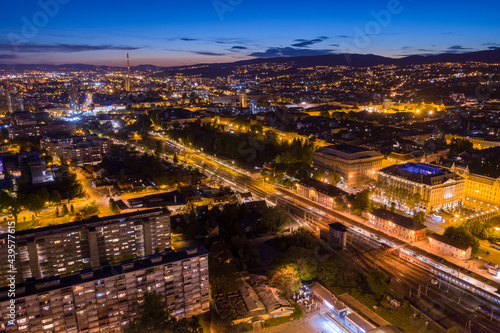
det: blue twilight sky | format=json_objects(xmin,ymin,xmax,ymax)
[{"xmin": 0, "ymin": 0, "xmax": 499, "ymax": 67}]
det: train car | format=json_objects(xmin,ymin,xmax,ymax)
[
  {"xmin": 398, "ymin": 248, "xmax": 500, "ymax": 306},
  {"xmin": 478, "ymin": 305, "xmax": 500, "ymax": 321}
]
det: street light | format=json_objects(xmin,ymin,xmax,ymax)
[{"xmin": 348, "ymin": 204, "xmax": 351, "ymax": 214}]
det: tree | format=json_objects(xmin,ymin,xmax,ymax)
[
  {"xmin": 55, "ymin": 207, "xmax": 59, "ymax": 217},
  {"xmin": 62, "ymin": 204, "xmax": 69, "ymax": 215},
  {"xmin": 173, "ymin": 153, "xmax": 179, "ymax": 165},
  {"xmin": 443, "ymin": 226, "xmax": 480, "ymax": 255},
  {"xmin": 318, "ymin": 261, "xmax": 338, "ymax": 288},
  {"xmin": 70, "ymin": 204, "xmax": 75, "ymax": 214},
  {"xmin": 257, "ymin": 206, "xmax": 292, "ymax": 233},
  {"xmin": 298, "ymin": 257, "xmax": 318, "ymax": 281},
  {"xmin": 37, "ymin": 187, "xmax": 50, "ymax": 206},
  {"xmin": 109, "ymin": 198, "xmax": 120, "ymax": 214},
  {"xmin": 125, "ymin": 293, "xmax": 201, "ymax": 333},
  {"xmin": 449, "ymin": 138, "xmax": 473, "ymax": 155},
  {"xmin": 447, "ymin": 327, "xmax": 459, "ymax": 333},
  {"xmin": 413, "ymin": 211, "xmax": 425, "ymax": 228},
  {"xmin": 50, "ymin": 190, "xmax": 62, "ymax": 206},
  {"xmin": 269, "ymin": 264, "xmax": 301, "ymax": 298},
  {"xmin": 367, "ymin": 270, "xmax": 388, "ymax": 297},
  {"xmin": 25, "ymin": 193, "xmax": 45, "ymax": 216}
]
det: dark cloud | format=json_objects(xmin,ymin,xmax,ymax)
[
  {"xmin": 0, "ymin": 43, "xmax": 140, "ymax": 53},
  {"xmin": 188, "ymin": 51, "xmax": 226, "ymax": 56},
  {"xmin": 483, "ymin": 42, "xmax": 500, "ymax": 46},
  {"xmin": 249, "ymin": 47, "xmax": 335, "ymax": 58},
  {"xmin": 442, "ymin": 32, "xmax": 461, "ymax": 36},
  {"xmin": 335, "ymin": 35, "xmax": 349, "ymax": 38},
  {"xmin": 447, "ymin": 45, "xmax": 472, "ymax": 50},
  {"xmin": 291, "ymin": 36, "xmax": 328, "ymax": 48},
  {"xmin": 231, "ymin": 46, "xmax": 247, "ymax": 50},
  {"xmin": 330, "ymin": 44, "xmax": 339, "ymax": 47},
  {"xmin": 180, "ymin": 38, "xmax": 198, "ymax": 41},
  {"xmin": 488, "ymin": 46, "xmax": 500, "ymax": 50}
]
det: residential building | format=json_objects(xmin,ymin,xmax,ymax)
[
  {"xmin": 377, "ymin": 163, "xmax": 465, "ymax": 213},
  {"xmin": 0, "ymin": 246, "xmax": 209, "ymax": 332},
  {"xmin": 296, "ymin": 178, "xmax": 347, "ymax": 208},
  {"xmin": 40, "ymin": 135, "xmax": 111, "ymax": 164},
  {"xmin": 0, "ymin": 209, "xmax": 171, "ymax": 286},
  {"xmin": 8, "ymin": 123, "xmax": 76, "ymax": 139},
  {"xmin": 428, "ymin": 233, "xmax": 471, "ymax": 260},
  {"xmin": 367, "ymin": 209, "xmax": 426, "ymax": 241},
  {"xmin": 313, "ymin": 144, "xmax": 383, "ymax": 187}
]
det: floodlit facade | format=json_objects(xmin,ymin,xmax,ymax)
[
  {"xmin": 40, "ymin": 135, "xmax": 111, "ymax": 164},
  {"xmin": 0, "ymin": 209, "xmax": 171, "ymax": 287},
  {"xmin": 313, "ymin": 144, "xmax": 383, "ymax": 187},
  {"xmin": 377, "ymin": 163, "xmax": 465, "ymax": 213},
  {"xmin": 0, "ymin": 247, "xmax": 209, "ymax": 332},
  {"xmin": 368, "ymin": 209, "xmax": 426, "ymax": 241},
  {"xmin": 428, "ymin": 233, "xmax": 471, "ymax": 260},
  {"xmin": 451, "ymin": 164, "xmax": 500, "ymax": 207}
]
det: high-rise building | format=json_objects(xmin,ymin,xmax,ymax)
[
  {"xmin": 0, "ymin": 246, "xmax": 209, "ymax": 332},
  {"xmin": 239, "ymin": 90, "xmax": 248, "ymax": 108},
  {"xmin": 125, "ymin": 53, "xmax": 131, "ymax": 92},
  {"xmin": 0, "ymin": 209, "xmax": 171, "ymax": 286}
]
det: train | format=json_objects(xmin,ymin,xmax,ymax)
[
  {"xmin": 478, "ymin": 305, "xmax": 500, "ymax": 321},
  {"xmin": 398, "ymin": 248, "xmax": 500, "ymax": 307}
]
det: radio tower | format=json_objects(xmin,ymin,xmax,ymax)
[{"xmin": 125, "ymin": 53, "xmax": 131, "ymax": 92}]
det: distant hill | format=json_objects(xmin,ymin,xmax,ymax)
[{"xmin": 1, "ymin": 48, "xmax": 498, "ymax": 76}]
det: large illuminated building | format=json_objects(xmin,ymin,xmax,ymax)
[
  {"xmin": 377, "ymin": 163, "xmax": 465, "ymax": 213},
  {"xmin": 313, "ymin": 144, "xmax": 383, "ymax": 187},
  {"xmin": 451, "ymin": 164, "xmax": 500, "ymax": 208},
  {"xmin": 0, "ymin": 246, "xmax": 209, "ymax": 332},
  {"xmin": 0, "ymin": 209, "xmax": 171, "ymax": 287}
]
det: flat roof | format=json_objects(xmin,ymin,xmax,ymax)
[
  {"xmin": 309, "ymin": 283, "xmax": 347, "ymax": 313},
  {"xmin": 315, "ymin": 144, "xmax": 382, "ymax": 161},
  {"xmin": 379, "ymin": 163, "xmax": 461, "ymax": 186}
]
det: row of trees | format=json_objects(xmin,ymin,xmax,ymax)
[{"xmin": 0, "ymin": 188, "xmax": 65, "ymax": 219}]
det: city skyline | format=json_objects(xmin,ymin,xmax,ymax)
[{"xmin": 0, "ymin": 0, "xmax": 499, "ymax": 66}]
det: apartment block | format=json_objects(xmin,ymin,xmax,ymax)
[
  {"xmin": 40, "ymin": 135, "xmax": 111, "ymax": 164},
  {"xmin": 0, "ymin": 246, "xmax": 209, "ymax": 333},
  {"xmin": 0, "ymin": 209, "xmax": 170, "ymax": 287}
]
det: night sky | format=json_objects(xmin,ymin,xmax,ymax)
[{"xmin": 0, "ymin": 0, "xmax": 499, "ymax": 66}]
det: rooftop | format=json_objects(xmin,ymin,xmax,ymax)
[
  {"xmin": 0, "ymin": 246, "xmax": 208, "ymax": 302},
  {"xmin": 315, "ymin": 144, "xmax": 383, "ymax": 161},
  {"xmin": 429, "ymin": 233, "xmax": 471, "ymax": 251},
  {"xmin": 370, "ymin": 209, "xmax": 426, "ymax": 231},
  {"xmin": 379, "ymin": 163, "xmax": 462, "ymax": 186},
  {"xmin": 299, "ymin": 178, "xmax": 347, "ymax": 197}
]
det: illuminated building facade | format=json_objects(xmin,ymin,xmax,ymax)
[
  {"xmin": 428, "ymin": 233, "xmax": 471, "ymax": 260},
  {"xmin": 296, "ymin": 178, "xmax": 347, "ymax": 208},
  {"xmin": 0, "ymin": 247, "xmax": 209, "ymax": 332},
  {"xmin": 377, "ymin": 163, "xmax": 464, "ymax": 213},
  {"xmin": 313, "ymin": 144, "xmax": 383, "ymax": 187},
  {"xmin": 0, "ymin": 209, "xmax": 171, "ymax": 287},
  {"xmin": 368, "ymin": 209, "xmax": 426, "ymax": 241},
  {"xmin": 451, "ymin": 164, "xmax": 500, "ymax": 207},
  {"xmin": 40, "ymin": 135, "xmax": 111, "ymax": 164}
]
